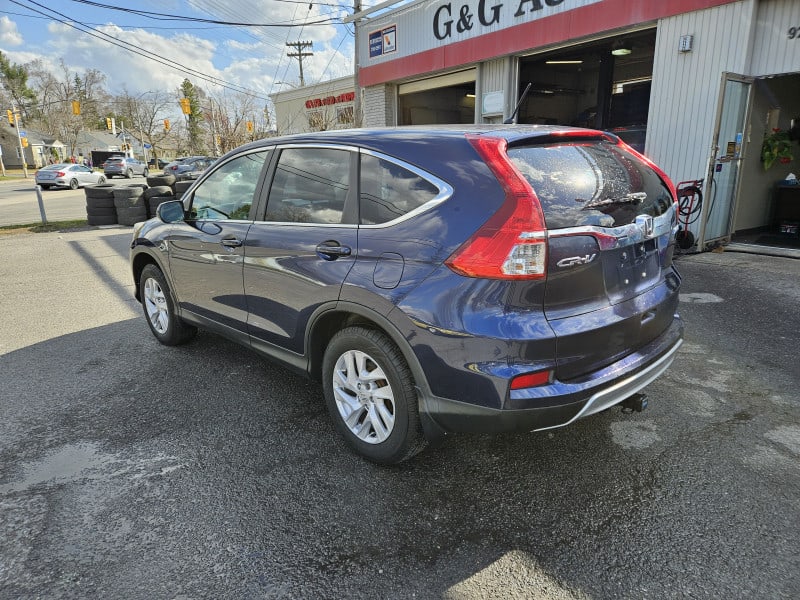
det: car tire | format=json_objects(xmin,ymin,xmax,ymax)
[
  {"xmin": 174, "ymin": 180, "xmax": 193, "ymax": 194},
  {"xmin": 97, "ymin": 176, "xmax": 106, "ymax": 184},
  {"xmin": 87, "ymin": 214, "xmax": 118, "ymax": 226},
  {"xmin": 126, "ymin": 168, "xmax": 133, "ymax": 178},
  {"xmin": 39, "ymin": 184, "xmax": 51, "ymax": 190},
  {"xmin": 143, "ymin": 168, "xmax": 149, "ymax": 177},
  {"xmin": 69, "ymin": 178, "xmax": 79, "ymax": 190},
  {"xmin": 322, "ymin": 327, "xmax": 427, "ymax": 464},
  {"xmin": 147, "ymin": 174, "xmax": 176, "ymax": 188},
  {"xmin": 117, "ymin": 206, "xmax": 148, "ymax": 226},
  {"xmin": 85, "ymin": 205, "xmax": 117, "ymax": 217},
  {"xmin": 144, "ymin": 185, "xmax": 173, "ymax": 200},
  {"xmin": 147, "ymin": 195, "xmax": 174, "ymax": 218},
  {"xmin": 139, "ymin": 264, "xmax": 197, "ymax": 346}
]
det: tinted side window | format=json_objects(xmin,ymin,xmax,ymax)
[
  {"xmin": 266, "ymin": 148, "xmax": 350, "ymax": 224},
  {"xmin": 189, "ymin": 150, "xmax": 269, "ymax": 221},
  {"xmin": 507, "ymin": 141, "xmax": 673, "ymax": 229},
  {"xmin": 359, "ymin": 154, "xmax": 439, "ymax": 225}
]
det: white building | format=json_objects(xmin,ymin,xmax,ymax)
[
  {"xmin": 355, "ymin": 0, "xmax": 800, "ymax": 250},
  {"xmin": 271, "ymin": 76, "xmax": 356, "ymax": 135}
]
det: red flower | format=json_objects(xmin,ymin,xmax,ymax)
[{"xmin": 780, "ymin": 156, "xmax": 791, "ymax": 164}]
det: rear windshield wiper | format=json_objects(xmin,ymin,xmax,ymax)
[{"xmin": 579, "ymin": 192, "xmax": 647, "ymax": 210}]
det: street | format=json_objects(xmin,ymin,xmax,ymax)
[
  {"xmin": 0, "ymin": 227, "xmax": 798, "ymax": 599},
  {"xmin": 0, "ymin": 174, "xmax": 145, "ymax": 227}
]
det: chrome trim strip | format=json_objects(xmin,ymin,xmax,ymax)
[
  {"xmin": 548, "ymin": 203, "xmax": 676, "ymax": 249},
  {"xmin": 533, "ymin": 338, "xmax": 683, "ymax": 432}
]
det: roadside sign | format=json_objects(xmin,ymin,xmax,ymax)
[
  {"xmin": 144, "ymin": 143, "xmax": 152, "ymax": 149},
  {"xmin": 19, "ymin": 130, "xmax": 26, "ymax": 137}
]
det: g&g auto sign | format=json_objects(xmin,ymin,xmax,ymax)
[{"xmin": 432, "ymin": 0, "xmax": 598, "ymax": 40}]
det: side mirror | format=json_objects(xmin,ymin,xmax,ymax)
[{"xmin": 157, "ymin": 200, "xmax": 186, "ymax": 223}]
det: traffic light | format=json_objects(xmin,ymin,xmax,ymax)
[
  {"xmin": 179, "ymin": 98, "xmax": 191, "ymax": 115},
  {"xmin": 21, "ymin": 137, "xmax": 28, "ymax": 147},
  {"xmin": 71, "ymin": 101, "xmax": 81, "ymax": 115},
  {"xmin": 246, "ymin": 121, "xmax": 253, "ymax": 133},
  {"xmin": 106, "ymin": 117, "xmax": 112, "ymax": 130},
  {"xmin": 163, "ymin": 119, "xmax": 170, "ymax": 131},
  {"xmin": 7, "ymin": 109, "xmax": 14, "ymax": 125}
]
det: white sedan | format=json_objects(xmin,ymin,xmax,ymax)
[{"xmin": 35, "ymin": 164, "xmax": 107, "ymax": 190}]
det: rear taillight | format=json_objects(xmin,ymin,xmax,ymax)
[
  {"xmin": 510, "ymin": 370, "xmax": 552, "ymax": 390},
  {"xmin": 445, "ymin": 135, "xmax": 547, "ymax": 280},
  {"xmin": 170, "ymin": 165, "xmax": 178, "ymax": 170},
  {"xmin": 55, "ymin": 171, "xmax": 65, "ymax": 177}
]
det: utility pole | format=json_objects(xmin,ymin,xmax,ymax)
[
  {"xmin": 353, "ymin": 0, "xmax": 362, "ymax": 127},
  {"xmin": 286, "ymin": 41, "xmax": 313, "ymax": 87}
]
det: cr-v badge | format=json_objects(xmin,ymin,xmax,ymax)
[{"xmin": 557, "ymin": 253, "xmax": 597, "ymax": 268}]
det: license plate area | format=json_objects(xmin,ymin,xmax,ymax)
[{"xmin": 603, "ymin": 237, "xmax": 660, "ymax": 305}]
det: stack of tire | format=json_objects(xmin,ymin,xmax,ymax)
[
  {"xmin": 84, "ymin": 183, "xmax": 118, "ymax": 226},
  {"xmin": 113, "ymin": 184, "xmax": 148, "ymax": 226},
  {"xmin": 146, "ymin": 174, "xmax": 177, "ymax": 218}
]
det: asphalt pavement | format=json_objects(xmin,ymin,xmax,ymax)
[{"xmin": 0, "ymin": 228, "xmax": 798, "ymax": 599}]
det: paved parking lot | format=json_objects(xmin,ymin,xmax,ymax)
[{"xmin": 1, "ymin": 228, "xmax": 798, "ymax": 598}]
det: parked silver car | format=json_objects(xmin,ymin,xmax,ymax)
[
  {"xmin": 104, "ymin": 157, "xmax": 149, "ymax": 179},
  {"xmin": 35, "ymin": 163, "xmax": 107, "ymax": 190},
  {"xmin": 162, "ymin": 156, "xmax": 214, "ymax": 180}
]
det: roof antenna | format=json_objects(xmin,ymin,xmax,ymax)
[{"xmin": 504, "ymin": 83, "xmax": 532, "ymax": 125}]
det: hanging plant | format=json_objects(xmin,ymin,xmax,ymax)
[{"xmin": 761, "ymin": 128, "xmax": 794, "ymax": 170}]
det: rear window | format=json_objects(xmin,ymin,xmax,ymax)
[{"xmin": 506, "ymin": 140, "xmax": 672, "ymax": 230}]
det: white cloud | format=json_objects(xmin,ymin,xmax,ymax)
[
  {"xmin": 4, "ymin": 1, "xmax": 355, "ymax": 103},
  {"xmin": 0, "ymin": 16, "xmax": 23, "ymax": 46}
]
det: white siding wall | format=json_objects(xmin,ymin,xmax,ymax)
[
  {"xmin": 647, "ymin": 1, "xmax": 757, "ymax": 192},
  {"xmin": 750, "ymin": 0, "xmax": 800, "ymax": 75}
]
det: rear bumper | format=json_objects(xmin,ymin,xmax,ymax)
[{"xmin": 420, "ymin": 316, "xmax": 683, "ymax": 435}]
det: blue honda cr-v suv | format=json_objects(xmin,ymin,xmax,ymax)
[{"xmin": 130, "ymin": 126, "xmax": 683, "ymax": 463}]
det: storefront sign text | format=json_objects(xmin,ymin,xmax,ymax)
[
  {"xmin": 305, "ymin": 92, "xmax": 356, "ymax": 109},
  {"xmin": 433, "ymin": 0, "xmax": 579, "ymax": 41}
]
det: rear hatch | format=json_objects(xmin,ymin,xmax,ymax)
[{"xmin": 506, "ymin": 134, "xmax": 678, "ymax": 380}]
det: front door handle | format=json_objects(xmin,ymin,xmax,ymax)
[{"xmin": 316, "ymin": 241, "xmax": 352, "ymax": 261}]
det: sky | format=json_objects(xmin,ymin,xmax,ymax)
[{"xmin": 0, "ymin": 0, "xmax": 374, "ymax": 105}]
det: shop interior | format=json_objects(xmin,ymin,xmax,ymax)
[
  {"xmin": 729, "ymin": 72, "xmax": 800, "ymax": 249},
  {"xmin": 515, "ymin": 29, "xmax": 656, "ymax": 151}
]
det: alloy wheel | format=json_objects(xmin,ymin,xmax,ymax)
[
  {"xmin": 143, "ymin": 277, "xmax": 169, "ymax": 334},
  {"xmin": 332, "ymin": 350, "xmax": 395, "ymax": 444}
]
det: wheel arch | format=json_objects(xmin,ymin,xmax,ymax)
[
  {"xmin": 131, "ymin": 248, "xmax": 169, "ymax": 303},
  {"xmin": 306, "ymin": 301, "xmax": 446, "ymax": 442},
  {"xmin": 307, "ymin": 302, "xmax": 427, "ymax": 393}
]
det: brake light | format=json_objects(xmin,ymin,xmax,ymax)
[
  {"xmin": 170, "ymin": 165, "xmax": 178, "ymax": 170},
  {"xmin": 445, "ymin": 135, "xmax": 547, "ymax": 279},
  {"xmin": 56, "ymin": 171, "xmax": 65, "ymax": 177},
  {"xmin": 510, "ymin": 370, "xmax": 552, "ymax": 389}
]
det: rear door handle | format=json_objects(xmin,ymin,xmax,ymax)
[
  {"xmin": 316, "ymin": 241, "xmax": 352, "ymax": 261},
  {"xmin": 221, "ymin": 237, "xmax": 243, "ymax": 248}
]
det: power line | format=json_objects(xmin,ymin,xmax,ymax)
[
  {"xmin": 65, "ymin": 0, "xmax": 343, "ymax": 26},
  {"xmin": 286, "ymin": 41, "xmax": 314, "ymax": 87},
  {"xmin": 11, "ymin": 0, "xmax": 274, "ymax": 100}
]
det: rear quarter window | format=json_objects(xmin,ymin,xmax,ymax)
[
  {"xmin": 359, "ymin": 153, "xmax": 440, "ymax": 225},
  {"xmin": 507, "ymin": 141, "xmax": 673, "ymax": 230}
]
